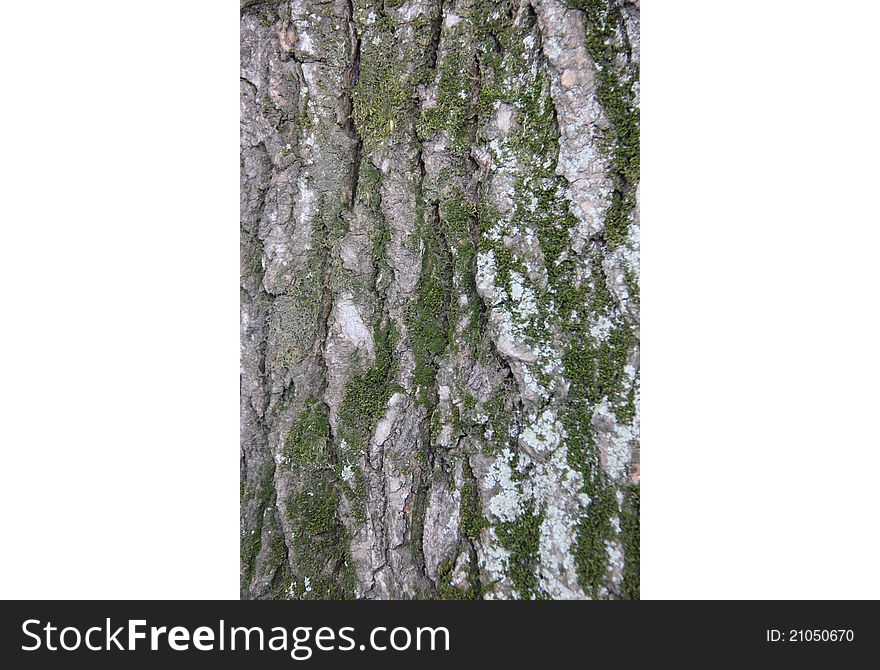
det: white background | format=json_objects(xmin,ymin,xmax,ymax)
[{"xmin": 1, "ymin": 1, "xmax": 878, "ymax": 599}]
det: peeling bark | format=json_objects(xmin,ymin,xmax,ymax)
[{"xmin": 241, "ymin": 0, "xmax": 639, "ymax": 600}]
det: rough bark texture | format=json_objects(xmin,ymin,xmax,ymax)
[{"xmin": 241, "ymin": 0, "xmax": 639, "ymax": 600}]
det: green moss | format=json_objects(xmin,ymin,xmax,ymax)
[
  {"xmin": 511, "ymin": 73, "xmax": 559, "ymax": 160},
  {"xmin": 439, "ymin": 198, "xmax": 481, "ymax": 353},
  {"xmin": 353, "ymin": 77, "xmax": 408, "ymax": 147},
  {"xmin": 624, "ymin": 266, "xmax": 640, "ymax": 305},
  {"xmin": 619, "ymin": 484, "xmax": 639, "ymax": 599},
  {"xmin": 338, "ymin": 321, "xmax": 402, "ymax": 452},
  {"xmin": 343, "ymin": 465, "xmax": 369, "ymax": 524},
  {"xmin": 240, "ymin": 225, "xmax": 265, "ymax": 289},
  {"xmin": 460, "ymin": 463, "xmax": 488, "ymax": 540},
  {"xmin": 357, "ymin": 156, "xmax": 383, "ymax": 213},
  {"xmin": 441, "ymin": 196, "xmax": 476, "ymax": 281},
  {"xmin": 563, "ymin": 312, "xmax": 636, "ymax": 422},
  {"xmin": 281, "ymin": 399, "xmax": 330, "ymax": 467},
  {"xmin": 408, "ymin": 476, "xmax": 431, "ymax": 575},
  {"xmin": 496, "ymin": 504, "xmax": 544, "ymax": 599},
  {"xmin": 285, "ymin": 470, "xmax": 354, "ymax": 600},
  {"xmin": 474, "ymin": 79, "xmax": 557, "ymax": 304},
  {"xmin": 352, "ymin": 3, "xmax": 412, "ymax": 148},
  {"xmin": 572, "ymin": 471, "xmax": 616, "ymax": 598},
  {"xmin": 407, "ymin": 205, "xmax": 453, "ymax": 406},
  {"xmin": 277, "ymin": 322, "xmax": 397, "ymax": 600},
  {"xmin": 418, "ymin": 27, "xmax": 476, "ymax": 153},
  {"xmin": 430, "ymin": 190, "xmax": 479, "ymax": 360},
  {"xmin": 267, "ymin": 286, "xmax": 322, "ymax": 369},
  {"xmin": 562, "ymin": 283, "xmax": 635, "ymax": 597},
  {"xmin": 564, "ymin": 314, "xmax": 638, "ymax": 599},
  {"xmin": 266, "ymin": 525, "xmax": 287, "ymax": 567},
  {"xmin": 436, "ymin": 556, "xmax": 482, "ymax": 600},
  {"xmin": 241, "ymin": 461, "xmax": 275, "ymax": 587},
  {"xmin": 567, "ymin": 0, "xmax": 640, "ymax": 247},
  {"xmin": 492, "ymin": 244, "xmax": 529, "ymax": 296},
  {"xmin": 288, "ymin": 473, "xmax": 338, "ymax": 536},
  {"xmin": 371, "ymin": 218, "xmax": 391, "ymax": 279},
  {"xmin": 480, "ymin": 393, "xmax": 517, "ymax": 456}
]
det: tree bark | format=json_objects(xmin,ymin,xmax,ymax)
[{"xmin": 241, "ymin": 0, "xmax": 639, "ymax": 600}]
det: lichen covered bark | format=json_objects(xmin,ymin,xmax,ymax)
[{"xmin": 241, "ymin": 0, "xmax": 639, "ymax": 600}]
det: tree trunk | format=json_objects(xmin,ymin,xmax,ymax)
[{"xmin": 241, "ymin": 0, "xmax": 639, "ymax": 600}]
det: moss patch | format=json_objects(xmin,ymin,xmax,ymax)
[
  {"xmin": 338, "ymin": 321, "xmax": 402, "ymax": 453},
  {"xmin": 285, "ymin": 470, "xmax": 355, "ymax": 600},
  {"xmin": 352, "ymin": 2, "xmax": 413, "ymax": 148},
  {"xmin": 282, "ymin": 399, "xmax": 330, "ymax": 467},
  {"xmin": 619, "ymin": 484, "xmax": 639, "ymax": 599},
  {"xmin": 241, "ymin": 461, "xmax": 275, "ymax": 588},
  {"xmin": 407, "ymin": 205, "xmax": 453, "ymax": 405},
  {"xmin": 495, "ymin": 504, "xmax": 544, "ymax": 599},
  {"xmin": 436, "ymin": 556, "xmax": 482, "ymax": 600},
  {"xmin": 567, "ymin": 0, "xmax": 639, "ymax": 247},
  {"xmin": 460, "ymin": 463, "xmax": 488, "ymax": 540},
  {"xmin": 417, "ymin": 21, "xmax": 478, "ymax": 153}
]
